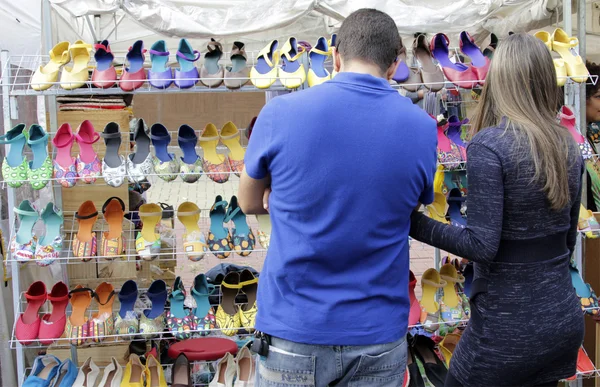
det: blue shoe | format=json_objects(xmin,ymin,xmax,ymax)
[
  {"xmin": 225, "ymin": 195, "xmax": 255, "ymax": 257},
  {"xmin": 167, "ymin": 276, "xmax": 195, "ymax": 340},
  {"xmin": 148, "ymin": 40, "xmax": 173, "ymax": 89},
  {"xmin": 114, "ymin": 280, "xmax": 139, "ymax": 336},
  {"xmin": 0, "ymin": 123, "xmax": 28, "ymax": 188},
  {"xmin": 140, "ymin": 279, "xmax": 168, "ymax": 337},
  {"xmin": 447, "ymin": 188, "xmax": 466, "ymax": 228},
  {"xmin": 23, "ymin": 355, "xmax": 61, "ymax": 387},
  {"xmin": 191, "ymin": 274, "xmax": 216, "ymax": 336},
  {"xmin": 150, "ymin": 123, "xmax": 179, "ymax": 182},
  {"xmin": 27, "ymin": 125, "xmax": 52, "ymax": 190},
  {"xmin": 178, "ymin": 124, "xmax": 202, "ymax": 183},
  {"xmin": 208, "ymin": 196, "xmax": 232, "ymax": 259},
  {"xmin": 51, "ymin": 359, "xmax": 77, "ymax": 387}
]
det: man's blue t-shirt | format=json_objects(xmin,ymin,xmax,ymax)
[{"xmin": 245, "ymin": 72, "xmax": 437, "ymax": 346}]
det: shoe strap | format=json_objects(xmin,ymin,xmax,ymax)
[
  {"xmin": 282, "ymin": 45, "xmax": 306, "ymax": 62},
  {"xmin": 221, "ymin": 280, "xmax": 242, "ymax": 290},
  {"xmin": 422, "ymin": 278, "xmax": 447, "ymax": 288},
  {"xmin": 101, "ymin": 130, "xmax": 121, "ymax": 139},
  {"xmin": 224, "ymin": 206, "xmax": 242, "ymax": 223},
  {"xmin": 219, "ymin": 132, "xmax": 239, "ymax": 141},
  {"xmin": 239, "ymin": 277, "xmax": 258, "ymax": 287},
  {"xmin": 198, "ymin": 134, "xmax": 220, "ymax": 142},
  {"xmin": 102, "ymin": 197, "xmax": 126, "ymax": 214},
  {"xmin": 150, "ymin": 131, "xmax": 171, "ymax": 142},
  {"xmin": 310, "ymin": 47, "xmax": 330, "ymax": 56},
  {"xmin": 440, "ymin": 274, "xmax": 465, "ymax": 284},
  {"xmin": 70, "ymin": 42, "xmax": 92, "ymax": 51},
  {"xmin": 69, "ymin": 287, "xmax": 94, "ymax": 298},
  {"xmin": 210, "ymin": 200, "xmax": 228, "ymax": 213},
  {"xmin": 47, "ymin": 292, "xmax": 68, "ymax": 302},
  {"xmin": 170, "ymin": 289, "xmax": 185, "ymax": 301},
  {"xmin": 94, "ymin": 43, "xmax": 111, "ymax": 53},
  {"xmin": 149, "ymin": 49, "xmax": 170, "ymax": 57},
  {"xmin": 75, "ymin": 131, "xmax": 100, "ymax": 145},
  {"xmin": 75, "ymin": 210, "xmax": 98, "ymax": 220},
  {"xmin": 25, "ymin": 291, "xmax": 47, "ymax": 301},
  {"xmin": 207, "ymin": 38, "xmax": 223, "ymax": 54},
  {"xmin": 140, "ymin": 209, "xmax": 163, "ymax": 217},
  {"xmin": 14, "ymin": 205, "xmax": 38, "ymax": 217},
  {"xmin": 178, "ymin": 133, "xmax": 199, "ymax": 143},
  {"xmin": 191, "ymin": 284, "xmax": 216, "ymax": 297},
  {"xmin": 177, "ymin": 208, "xmax": 201, "ymax": 217},
  {"xmin": 49, "ymin": 49, "xmax": 70, "ymax": 64},
  {"xmin": 94, "ymin": 290, "xmax": 116, "ymax": 306},
  {"xmin": 176, "ymin": 50, "xmax": 201, "ymax": 62},
  {"xmin": 553, "ymin": 36, "xmax": 579, "ymax": 49}
]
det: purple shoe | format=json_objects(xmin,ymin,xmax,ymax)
[
  {"xmin": 392, "ymin": 46, "xmax": 410, "ymax": 83},
  {"xmin": 175, "ymin": 39, "xmax": 200, "ymax": 89},
  {"xmin": 447, "ymin": 116, "xmax": 468, "ymax": 148},
  {"xmin": 148, "ymin": 40, "xmax": 173, "ymax": 89}
]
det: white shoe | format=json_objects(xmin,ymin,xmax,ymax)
[
  {"xmin": 209, "ymin": 352, "xmax": 236, "ymax": 387},
  {"xmin": 97, "ymin": 357, "xmax": 123, "ymax": 387},
  {"xmin": 234, "ymin": 347, "xmax": 255, "ymax": 387},
  {"xmin": 73, "ymin": 357, "xmax": 99, "ymax": 387}
]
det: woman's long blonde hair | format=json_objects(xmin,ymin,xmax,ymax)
[{"xmin": 472, "ymin": 33, "xmax": 577, "ymax": 210}]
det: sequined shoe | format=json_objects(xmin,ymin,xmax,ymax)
[{"xmin": 215, "ymin": 272, "xmax": 242, "ymax": 336}]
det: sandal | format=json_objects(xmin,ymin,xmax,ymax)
[
  {"xmin": 177, "ymin": 201, "xmax": 208, "ymax": 262},
  {"xmin": 250, "ymin": 40, "xmax": 280, "ymax": 89},
  {"xmin": 439, "ymin": 263, "xmax": 465, "ymax": 333},
  {"xmin": 89, "ymin": 282, "xmax": 116, "ymax": 343},
  {"xmin": 431, "ymin": 33, "xmax": 477, "ymax": 89},
  {"xmin": 127, "ymin": 119, "xmax": 154, "ymax": 184},
  {"xmin": 100, "ymin": 197, "xmax": 126, "ymax": 260},
  {"xmin": 60, "ymin": 41, "xmax": 92, "ymax": 90},
  {"xmin": 279, "ymin": 37, "xmax": 306, "ymax": 89},
  {"xmin": 256, "ymin": 214, "xmax": 271, "ymax": 249},
  {"xmin": 34, "ymin": 203, "xmax": 63, "ymax": 267},
  {"xmin": 140, "ymin": 280, "xmax": 168, "ymax": 338},
  {"xmin": 447, "ymin": 188, "xmax": 466, "ymax": 228},
  {"xmin": 552, "ymin": 28, "xmax": 589, "ymax": 83},
  {"xmin": 92, "ymin": 40, "xmax": 117, "ymax": 89},
  {"xmin": 27, "ymin": 125, "xmax": 52, "ymax": 190},
  {"xmin": 224, "ymin": 41, "xmax": 250, "ymax": 89},
  {"xmin": 73, "ymin": 201, "xmax": 98, "ymax": 261},
  {"xmin": 31, "ymin": 41, "xmax": 70, "ymax": 90},
  {"xmin": 10, "ymin": 200, "xmax": 39, "ymax": 262},
  {"xmin": 52, "ymin": 123, "xmax": 77, "ymax": 188},
  {"xmin": 238, "ymin": 269, "xmax": 258, "ymax": 332},
  {"xmin": 65, "ymin": 285, "xmax": 93, "ymax": 346},
  {"xmin": 215, "ymin": 272, "xmax": 242, "ymax": 336},
  {"xmin": 225, "ymin": 196, "xmax": 255, "ymax": 256},
  {"xmin": 101, "ymin": 122, "xmax": 127, "ymax": 188},
  {"xmin": 200, "ymin": 123, "xmax": 231, "ymax": 184},
  {"xmin": 120, "ymin": 40, "xmax": 147, "ymax": 92},
  {"xmin": 136, "ymin": 203, "xmax": 162, "ymax": 261},
  {"xmin": 413, "ymin": 35, "xmax": 444, "ymax": 92},
  {"xmin": 420, "ymin": 269, "xmax": 447, "ymax": 333},
  {"xmin": 437, "ymin": 120, "xmax": 463, "ymax": 169},
  {"xmin": 178, "ymin": 124, "xmax": 203, "ymax": 183},
  {"xmin": 151, "ymin": 123, "xmax": 179, "ymax": 182},
  {"xmin": 392, "ymin": 45, "xmax": 410, "ymax": 84},
  {"xmin": 200, "ymin": 38, "xmax": 224, "ymax": 88},
  {"xmin": 208, "ymin": 196, "xmax": 233, "ymax": 259},
  {"xmin": 75, "ymin": 120, "xmax": 102, "ymax": 184},
  {"xmin": 0, "ymin": 123, "xmax": 28, "ymax": 188},
  {"xmin": 308, "ymin": 37, "xmax": 331, "ymax": 87},
  {"xmin": 148, "ymin": 40, "xmax": 173, "ymax": 89},
  {"xmin": 426, "ymin": 166, "xmax": 449, "ymax": 224},
  {"xmin": 15, "ymin": 281, "xmax": 46, "ymax": 345},
  {"xmin": 191, "ymin": 274, "xmax": 216, "ymax": 336},
  {"xmin": 459, "ymin": 31, "xmax": 490, "ymax": 86},
  {"xmin": 439, "ymin": 331, "xmax": 462, "ymax": 367},
  {"xmin": 175, "ymin": 39, "xmax": 201, "ymax": 89},
  {"xmin": 114, "ymin": 280, "xmax": 139, "ymax": 337},
  {"xmin": 38, "ymin": 281, "xmax": 69, "ymax": 345},
  {"xmin": 167, "ymin": 277, "xmax": 195, "ymax": 340},
  {"xmin": 220, "ymin": 122, "xmax": 245, "ymax": 177}
]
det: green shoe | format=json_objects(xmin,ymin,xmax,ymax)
[
  {"xmin": 0, "ymin": 124, "xmax": 29, "ymax": 188},
  {"xmin": 27, "ymin": 125, "xmax": 52, "ymax": 190}
]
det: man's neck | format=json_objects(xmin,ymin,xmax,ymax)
[{"xmin": 340, "ymin": 61, "xmax": 386, "ymax": 79}]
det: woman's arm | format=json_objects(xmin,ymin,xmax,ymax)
[
  {"xmin": 567, "ymin": 168, "xmax": 583, "ymax": 257},
  {"xmin": 409, "ymin": 142, "xmax": 504, "ymax": 264}
]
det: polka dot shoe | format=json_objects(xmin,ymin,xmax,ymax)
[
  {"xmin": 225, "ymin": 196, "xmax": 255, "ymax": 257},
  {"xmin": 208, "ymin": 196, "xmax": 233, "ymax": 259}
]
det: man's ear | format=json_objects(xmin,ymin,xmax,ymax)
[
  {"xmin": 333, "ymin": 47, "xmax": 342, "ymax": 72},
  {"xmin": 386, "ymin": 58, "xmax": 400, "ymax": 80}
]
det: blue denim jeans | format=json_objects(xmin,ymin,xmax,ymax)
[{"xmin": 256, "ymin": 336, "xmax": 407, "ymax": 386}]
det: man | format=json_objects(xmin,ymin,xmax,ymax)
[{"xmin": 239, "ymin": 8, "xmax": 437, "ymax": 386}]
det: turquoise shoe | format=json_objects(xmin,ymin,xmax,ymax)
[
  {"xmin": 225, "ymin": 196, "xmax": 255, "ymax": 257},
  {"xmin": 35, "ymin": 203, "xmax": 63, "ymax": 266},
  {"xmin": 207, "ymin": 196, "xmax": 232, "ymax": 259},
  {"xmin": 27, "ymin": 125, "xmax": 52, "ymax": 190},
  {"xmin": 10, "ymin": 200, "xmax": 39, "ymax": 262},
  {"xmin": 0, "ymin": 124, "xmax": 28, "ymax": 188}
]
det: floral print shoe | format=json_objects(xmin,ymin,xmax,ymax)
[
  {"xmin": 34, "ymin": 203, "xmax": 63, "ymax": 267},
  {"xmin": 128, "ymin": 119, "xmax": 155, "ymax": 184},
  {"xmin": 167, "ymin": 285, "xmax": 195, "ymax": 340},
  {"xmin": 53, "ymin": 123, "xmax": 78, "ymax": 188},
  {"xmin": 75, "ymin": 120, "xmax": 102, "ymax": 184},
  {"xmin": 10, "ymin": 200, "xmax": 39, "ymax": 262},
  {"xmin": 151, "ymin": 123, "xmax": 179, "ymax": 182},
  {"xmin": 102, "ymin": 122, "xmax": 126, "ymax": 187},
  {"xmin": 0, "ymin": 124, "xmax": 28, "ymax": 188},
  {"xmin": 27, "ymin": 124, "xmax": 53, "ymax": 190},
  {"xmin": 199, "ymin": 123, "xmax": 231, "ymax": 183}
]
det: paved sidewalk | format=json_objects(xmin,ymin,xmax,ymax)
[{"xmin": 148, "ymin": 177, "xmax": 438, "ymax": 297}]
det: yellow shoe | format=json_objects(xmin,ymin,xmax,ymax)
[
  {"xmin": 534, "ymin": 31, "xmax": 552, "ymax": 50},
  {"xmin": 439, "ymin": 331, "xmax": 462, "ymax": 367},
  {"xmin": 145, "ymin": 354, "xmax": 167, "ymax": 387},
  {"xmin": 426, "ymin": 165, "xmax": 449, "ymax": 223},
  {"xmin": 308, "ymin": 37, "xmax": 331, "ymax": 87},
  {"xmin": 177, "ymin": 202, "xmax": 208, "ymax": 262},
  {"xmin": 215, "ymin": 272, "xmax": 242, "ymax": 336},
  {"xmin": 420, "ymin": 268, "xmax": 446, "ymax": 333},
  {"xmin": 250, "ymin": 40, "xmax": 280, "ymax": 89},
  {"xmin": 579, "ymin": 205, "xmax": 600, "ymax": 238},
  {"xmin": 279, "ymin": 37, "xmax": 306, "ymax": 89},
  {"xmin": 238, "ymin": 269, "xmax": 258, "ymax": 332},
  {"xmin": 136, "ymin": 203, "xmax": 162, "ymax": 261},
  {"xmin": 554, "ymin": 59, "xmax": 567, "ymax": 87},
  {"xmin": 120, "ymin": 354, "xmax": 144, "ymax": 387},
  {"xmin": 220, "ymin": 122, "xmax": 245, "ymax": 177},
  {"xmin": 552, "ymin": 28, "xmax": 589, "ymax": 83},
  {"xmin": 199, "ymin": 123, "xmax": 231, "ymax": 184},
  {"xmin": 60, "ymin": 41, "xmax": 92, "ymax": 90},
  {"xmin": 31, "ymin": 42, "xmax": 71, "ymax": 91}
]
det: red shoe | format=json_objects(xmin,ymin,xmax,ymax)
[
  {"xmin": 408, "ymin": 271, "xmax": 422, "ymax": 326},
  {"xmin": 459, "ymin": 31, "xmax": 490, "ymax": 85},
  {"xmin": 38, "ymin": 282, "xmax": 69, "ymax": 345},
  {"xmin": 15, "ymin": 281, "xmax": 47, "ymax": 345}
]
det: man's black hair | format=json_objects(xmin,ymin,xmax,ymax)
[{"xmin": 336, "ymin": 8, "xmax": 402, "ymax": 74}]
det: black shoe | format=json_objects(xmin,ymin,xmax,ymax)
[
  {"xmin": 412, "ymin": 335, "xmax": 448, "ymax": 387},
  {"xmin": 408, "ymin": 344, "xmax": 425, "ymax": 387}
]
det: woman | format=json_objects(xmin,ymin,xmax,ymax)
[{"xmin": 410, "ymin": 33, "xmax": 584, "ymax": 386}]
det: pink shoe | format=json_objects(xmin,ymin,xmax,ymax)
[
  {"xmin": 459, "ymin": 31, "xmax": 490, "ymax": 85},
  {"xmin": 560, "ymin": 106, "xmax": 594, "ymax": 159},
  {"xmin": 52, "ymin": 123, "xmax": 77, "ymax": 188},
  {"xmin": 38, "ymin": 282, "xmax": 69, "ymax": 345},
  {"xmin": 408, "ymin": 271, "xmax": 421, "ymax": 326},
  {"xmin": 75, "ymin": 120, "xmax": 102, "ymax": 183},
  {"xmin": 92, "ymin": 40, "xmax": 117, "ymax": 88},
  {"xmin": 120, "ymin": 40, "xmax": 147, "ymax": 92},
  {"xmin": 15, "ymin": 281, "xmax": 47, "ymax": 345}
]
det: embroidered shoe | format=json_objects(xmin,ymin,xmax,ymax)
[
  {"xmin": 53, "ymin": 123, "xmax": 78, "ymax": 188},
  {"xmin": 0, "ymin": 124, "xmax": 28, "ymax": 188},
  {"xmin": 34, "ymin": 203, "xmax": 63, "ymax": 267},
  {"xmin": 75, "ymin": 120, "xmax": 102, "ymax": 184},
  {"xmin": 208, "ymin": 196, "xmax": 233, "ymax": 259},
  {"xmin": 101, "ymin": 122, "xmax": 127, "ymax": 188},
  {"xmin": 89, "ymin": 282, "xmax": 116, "ymax": 343},
  {"xmin": 65, "ymin": 286, "xmax": 93, "ymax": 346},
  {"xmin": 100, "ymin": 197, "xmax": 126, "ymax": 260},
  {"xmin": 225, "ymin": 196, "xmax": 255, "ymax": 256},
  {"xmin": 151, "ymin": 123, "xmax": 179, "ymax": 182},
  {"xmin": 27, "ymin": 125, "xmax": 52, "ymax": 190},
  {"xmin": 128, "ymin": 119, "xmax": 155, "ymax": 184},
  {"xmin": 199, "ymin": 123, "xmax": 231, "ymax": 184},
  {"xmin": 10, "ymin": 200, "xmax": 39, "ymax": 262}
]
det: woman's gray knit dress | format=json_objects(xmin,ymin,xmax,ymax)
[{"xmin": 410, "ymin": 123, "xmax": 585, "ymax": 386}]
